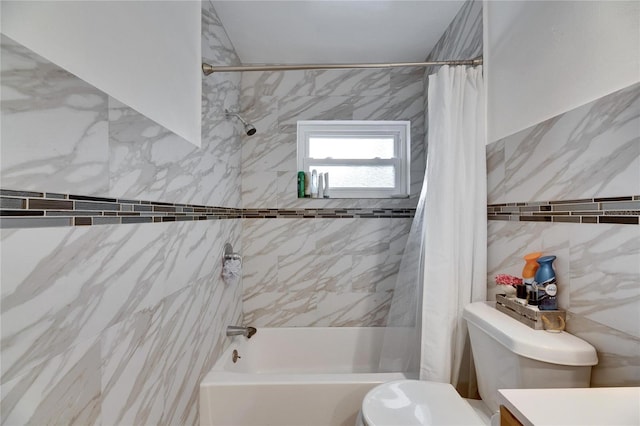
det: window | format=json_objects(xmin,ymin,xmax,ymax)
[{"xmin": 297, "ymin": 121, "xmax": 410, "ymax": 198}]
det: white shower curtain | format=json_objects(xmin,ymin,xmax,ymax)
[{"xmin": 420, "ymin": 65, "xmax": 486, "ymax": 388}]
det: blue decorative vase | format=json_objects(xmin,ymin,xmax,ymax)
[{"xmin": 534, "ymin": 255, "xmax": 558, "ymax": 310}]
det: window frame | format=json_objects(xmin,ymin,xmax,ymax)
[{"xmin": 297, "ymin": 120, "xmax": 411, "ymax": 199}]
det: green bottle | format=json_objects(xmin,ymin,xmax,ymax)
[{"xmin": 297, "ymin": 171, "xmax": 305, "ymax": 198}]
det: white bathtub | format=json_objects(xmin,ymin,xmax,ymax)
[{"xmin": 200, "ymin": 327, "xmax": 417, "ymax": 426}]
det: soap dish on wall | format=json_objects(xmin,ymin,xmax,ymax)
[
  {"xmin": 223, "ymin": 242, "xmax": 242, "ymax": 263},
  {"xmin": 222, "ymin": 243, "xmax": 242, "ymax": 284}
]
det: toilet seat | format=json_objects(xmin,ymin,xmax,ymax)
[{"xmin": 361, "ymin": 380, "xmax": 485, "ymax": 426}]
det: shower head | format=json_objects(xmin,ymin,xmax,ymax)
[
  {"xmin": 225, "ymin": 109, "xmax": 257, "ymax": 136},
  {"xmin": 244, "ymin": 123, "xmax": 257, "ymax": 136}
]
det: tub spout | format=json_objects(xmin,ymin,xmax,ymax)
[{"xmin": 226, "ymin": 325, "xmax": 257, "ymax": 339}]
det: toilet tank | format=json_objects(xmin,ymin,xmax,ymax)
[{"xmin": 462, "ymin": 302, "xmax": 598, "ymax": 414}]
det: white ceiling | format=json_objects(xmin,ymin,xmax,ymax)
[{"xmin": 211, "ymin": 1, "xmax": 465, "ymax": 64}]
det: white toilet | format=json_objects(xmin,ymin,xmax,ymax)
[{"xmin": 358, "ymin": 301, "xmax": 598, "ymax": 426}]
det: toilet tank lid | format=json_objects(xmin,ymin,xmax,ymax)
[{"xmin": 463, "ymin": 302, "xmax": 598, "ymax": 366}]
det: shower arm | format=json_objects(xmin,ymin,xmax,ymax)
[
  {"xmin": 225, "ymin": 110, "xmax": 249, "ymax": 126},
  {"xmin": 202, "ymin": 57, "xmax": 483, "ymax": 75}
]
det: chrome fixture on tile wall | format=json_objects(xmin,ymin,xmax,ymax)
[{"xmin": 225, "ymin": 109, "xmax": 256, "ymax": 136}]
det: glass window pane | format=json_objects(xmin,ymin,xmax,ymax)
[
  {"xmin": 309, "ymin": 137, "xmax": 394, "ymax": 159},
  {"xmin": 311, "ymin": 165, "xmax": 395, "ymax": 188}
]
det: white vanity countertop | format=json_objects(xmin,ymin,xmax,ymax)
[{"xmin": 498, "ymin": 387, "xmax": 640, "ymax": 426}]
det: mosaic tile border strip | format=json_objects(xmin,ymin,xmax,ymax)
[
  {"xmin": 241, "ymin": 208, "xmax": 416, "ymax": 219},
  {"xmin": 488, "ymin": 195, "xmax": 640, "ymax": 225},
  {"xmin": 3, "ymin": 189, "xmax": 637, "ymax": 228},
  {"xmin": 0, "ymin": 189, "xmax": 416, "ymax": 228}
]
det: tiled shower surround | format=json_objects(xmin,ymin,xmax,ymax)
[
  {"xmin": 238, "ymin": 0, "xmax": 486, "ymax": 330},
  {"xmin": 238, "ymin": 47, "xmax": 426, "ymax": 328},
  {"xmin": 237, "ymin": 64, "xmax": 424, "ymax": 326},
  {"xmin": 487, "ymin": 83, "xmax": 640, "ymax": 387},
  {"xmin": 238, "ymin": 0, "xmax": 485, "ymax": 328}
]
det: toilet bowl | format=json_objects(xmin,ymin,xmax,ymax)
[
  {"xmin": 358, "ymin": 301, "xmax": 598, "ymax": 426},
  {"xmin": 358, "ymin": 380, "xmax": 489, "ymax": 426}
]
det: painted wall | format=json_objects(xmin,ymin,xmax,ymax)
[
  {"xmin": 1, "ymin": 0, "xmax": 202, "ymax": 147},
  {"xmin": 0, "ymin": 3, "xmax": 244, "ymax": 424},
  {"xmin": 486, "ymin": 83, "xmax": 640, "ymax": 386},
  {"xmin": 485, "ymin": 0, "xmax": 640, "ymax": 142},
  {"xmin": 239, "ymin": 67, "xmax": 424, "ymax": 326}
]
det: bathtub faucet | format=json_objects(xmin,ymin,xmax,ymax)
[{"xmin": 226, "ymin": 325, "xmax": 257, "ymax": 339}]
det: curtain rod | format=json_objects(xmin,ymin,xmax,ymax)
[{"xmin": 202, "ymin": 58, "xmax": 482, "ymax": 75}]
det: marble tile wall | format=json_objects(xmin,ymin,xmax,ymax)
[
  {"xmin": 0, "ymin": 35, "xmax": 110, "ymax": 196},
  {"xmin": 423, "ymin": 0, "xmax": 483, "ymax": 134},
  {"xmin": 424, "ymin": 0, "xmax": 482, "ymax": 74},
  {"xmin": 241, "ymin": 217, "xmax": 413, "ymax": 326},
  {"xmin": 487, "ymin": 83, "xmax": 640, "ymax": 387},
  {"xmin": 1, "ymin": 220, "xmax": 243, "ymax": 424},
  {"xmin": 0, "ymin": 2, "xmax": 244, "ymax": 424},
  {"xmin": 487, "ymin": 83, "xmax": 640, "ymax": 205},
  {"xmin": 238, "ymin": 49, "xmax": 426, "ymax": 327},
  {"xmin": 239, "ymin": 67, "xmax": 426, "ymax": 209}
]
